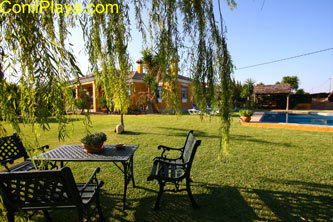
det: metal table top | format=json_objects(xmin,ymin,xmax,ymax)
[{"xmin": 34, "ymin": 144, "xmax": 139, "ymax": 162}]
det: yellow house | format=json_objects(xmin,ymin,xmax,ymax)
[{"xmin": 72, "ymin": 60, "xmax": 193, "ymax": 112}]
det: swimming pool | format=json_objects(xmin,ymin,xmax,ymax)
[{"xmin": 260, "ymin": 112, "xmax": 333, "ymax": 126}]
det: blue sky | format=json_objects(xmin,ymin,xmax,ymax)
[
  {"xmin": 222, "ymin": 0, "xmax": 333, "ymax": 93},
  {"xmin": 71, "ymin": 0, "xmax": 333, "ymax": 93}
]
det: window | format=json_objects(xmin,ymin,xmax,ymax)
[
  {"xmin": 182, "ymin": 86, "xmax": 188, "ymax": 103},
  {"xmin": 156, "ymin": 86, "xmax": 162, "ymax": 103}
]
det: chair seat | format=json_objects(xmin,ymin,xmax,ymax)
[
  {"xmin": 4, "ymin": 161, "xmax": 35, "ymax": 172},
  {"xmin": 148, "ymin": 159, "xmax": 184, "ymax": 182}
]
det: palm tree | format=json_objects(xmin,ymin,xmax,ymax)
[
  {"xmin": 241, "ymin": 78, "xmax": 255, "ymax": 108},
  {"xmin": 282, "ymin": 76, "xmax": 299, "ymax": 92},
  {"xmin": 141, "ymin": 49, "xmax": 162, "ymax": 113}
]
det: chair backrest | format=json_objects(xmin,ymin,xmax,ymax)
[
  {"xmin": 0, "ymin": 167, "xmax": 82, "ymax": 211},
  {"xmin": 0, "ymin": 133, "xmax": 28, "ymax": 163},
  {"xmin": 182, "ymin": 130, "xmax": 201, "ymax": 169}
]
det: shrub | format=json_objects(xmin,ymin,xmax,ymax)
[
  {"xmin": 80, "ymin": 132, "xmax": 107, "ymax": 145},
  {"xmin": 239, "ymin": 109, "xmax": 254, "ymax": 116},
  {"xmin": 76, "ymin": 97, "xmax": 91, "ymax": 113}
]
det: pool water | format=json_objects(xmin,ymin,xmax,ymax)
[{"xmin": 260, "ymin": 112, "xmax": 333, "ymax": 126}]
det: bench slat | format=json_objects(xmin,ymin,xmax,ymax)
[
  {"xmin": 150, "ymin": 161, "xmax": 158, "ymax": 176},
  {"xmin": 163, "ymin": 163, "xmax": 169, "ymax": 178},
  {"xmin": 170, "ymin": 164, "xmax": 175, "ymax": 178}
]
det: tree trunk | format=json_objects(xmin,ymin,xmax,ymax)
[
  {"xmin": 120, "ymin": 113, "xmax": 124, "ymax": 127},
  {"xmin": 147, "ymin": 86, "xmax": 154, "ymax": 113},
  {"xmin": 247, "ymin": 96, "xmax": 250, "ymax": 109}
]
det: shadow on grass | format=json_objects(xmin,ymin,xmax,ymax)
[
  {"xmin": 96, "ymin": 183, "xmax": 258, "ymax": 222},
  {"xmin": 250, "ymin": 189, "xmax": 333, "ymax": 222},
  {"xmin": 131, "ymin": 182, "xmax": 333, "ymax": 222},
  {"xmin": 132, "ymin": 183, "xmax": 259, "ymax": 222},
  {"xmin": 155, "ymin": 127, "xmax": 292, "ymax": 147},
  {"xmin": 261, "ymin": 177, "xmax": 333, "ymax": 196},
  {"xmin": 230, "ymin": 134, "xmax": 293, "ymax": 148},
  {"xmin": 21, "ymin": 181, "xmax": 332, "ymax": 221},
  {"xmin": 122, "ymin": 131, "xmax": 149, "ymax": 136}
]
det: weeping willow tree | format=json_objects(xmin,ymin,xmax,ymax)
[
  {"xmin": 134, "ymin": 0, "xmax": 236, "ymax": 156},
  {"xmin": 81, "ymin": 0, "xmax": 131, "ymax": 131},
  {"xmin": 0, "ymin": 0, "xmax": 82, "ymax": 145},
  {"xmin": 1, "ymin": 0, "xmax": 236, "ymax": 157}
]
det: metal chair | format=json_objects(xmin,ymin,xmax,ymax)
[
  {"xmin": 0, "ymin": 167, "xmax": 104, "ymax": 222},
  {"xmin": 0, "ymin": 133, "xmax": 49, "ymax": 172},
  {"xmin": 147, "ymin": 130, "xmax": 201, "ymax": 210}
]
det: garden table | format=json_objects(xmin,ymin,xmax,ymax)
[{"xmin": 32, "ymin": 144, "xmax": 139, "ymax": 210}]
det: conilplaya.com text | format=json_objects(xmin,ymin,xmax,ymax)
[{"xmin": 1, "ymin": 0, "xmax": 119, "ymax": 17}]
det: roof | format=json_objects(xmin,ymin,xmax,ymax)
[
  {"xmin": 127, "ymin": 71, "xmax": 191, "ymax": 82},
  {"xmin": 69, "ymin": 74, "xmax": 95, "ymax": 85},
  {"xmin": 253, "ymin": 84, "xmax": 291, "ymax": 95},
  {"xmin": 72, "ymin": 72, "xmax": 192, "ymax": 84},
  {"xmin": 127, "ymin": 71, "xmax": 144, "ymax": 81}
]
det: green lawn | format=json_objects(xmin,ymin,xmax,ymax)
[{"xmin": 1, "ymin": 114, "xmax": 333, "ymax": 221}]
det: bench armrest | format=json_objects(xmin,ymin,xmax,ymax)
[
  {"xmin": 80, "ymin": 167, "xmax": 104, "ymax": 193},
  {"xmin": 37, "ymin": 145, "xmax": 49, "ymax": 152},
  {"xmin": 0, "ymin": 158, "xmax": 14, "ymax": 171},
  {"xmin": 157, "ymin": 145, "xmax": 183, "ymax": 151},
  {"xmin": 158, "ymin": 145, "xmax": 184, "ymax": 158}
]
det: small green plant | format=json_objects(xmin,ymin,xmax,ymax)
[
  {"xmin": 80, "ymin": 132, "xmax": 107, "ymax": 145},
  {"xmin": 239, "ymin": 109, "xmax": 254, "ymax": 116},
  {"xmin": 76, "ymin": 97, "xmax": 91, "ymax": 113},
  {"xmin": 98, "ymin": 96, "xmax": 107, "ymax": 108}
]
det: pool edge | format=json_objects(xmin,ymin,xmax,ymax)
[{"xmin": 240, "ymin": 121, "xmax": 333, "ymax": 132}]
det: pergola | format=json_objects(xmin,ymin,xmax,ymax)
[{"xmin": 253, "ymin": 84, "xmax": 292, "ymax": 110}]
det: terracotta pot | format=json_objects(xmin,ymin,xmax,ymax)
[
  {"xmin": 240, "ymin": 115, "xmax": 251, "ymax": 122},
  {"xmin": 83, "ymin": 143, "xmax": 104, "ymax": 153}
]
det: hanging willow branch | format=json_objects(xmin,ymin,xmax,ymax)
[
  {"xmin": 82, "ymin": 0, "xmax": 131, "ymax": 129},
  {"xmin": 0, "ymin": 0, "xmax": 81, "ymax": 142},
  {"xmin": 1, "ymin": 0, "xmax": 236, "ymax": 159}
]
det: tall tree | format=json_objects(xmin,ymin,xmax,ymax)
[
  {"xmin": 282, "ymin": 75, "xmax": 299, "ymax": 91},
  {"xmin": 241, "ymin": 78, "xmax": 255, "ymax": 109},
  {"xmin": 0, "ymin": 0, "xmax": 81, "ymax": 142},
  {"xmin": 231, "ymin": 78, "xmax": 243, "ymax": 108},
  {"xmin": 81, "ymin": 0, "xmax": 131, "ymax": 132},
  {"xmin": 141, "ymin": 49, "xmax": 161, "ymax": 113},
  {"xmin": 1, "ymin": 0, "xmax": 236, "ymax": 158}
]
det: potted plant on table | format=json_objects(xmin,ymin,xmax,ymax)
[
  {"xmin": 81, "ymin": 132, "xmax": 107, "ymax": 153},
  {"xmin": 239, "ymin": 109, "xmax": 254, "ymax": 122}
]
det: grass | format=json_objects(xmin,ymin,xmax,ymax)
[{"xmin": 1, "ymin": 114, "xmax": 333, "ymax": 221}]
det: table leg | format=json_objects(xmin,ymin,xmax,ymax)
[
  {"xmin": 130, "ymin": 156, "xmax": 136, "ymax": 188},
  {"xmin": 120, "ymin": 157, "xmax": 137, "ymax": 210},
  {"xmin": 121, "ymin": 161, "xmax": 128, "ymax": 210}
]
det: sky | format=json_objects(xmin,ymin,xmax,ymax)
[{"xmin": 71, "ymin": 0, "xmax": 333, "ymax": 93}]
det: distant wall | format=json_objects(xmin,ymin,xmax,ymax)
[{"xmin": 311, "ymin": 100, "xmax": 333, "ymax": 110}]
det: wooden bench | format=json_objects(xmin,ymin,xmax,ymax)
[
  {"xmin": 147, "ymin": 130, "xmax": 201, "ymax": 210},
  {"xmin": 0, "ymin": 133, "xmax": 49, "ymax": 172},
  {"xmin": 0, "ymin": 167, "xmax": 104, "ymax": 222}
]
